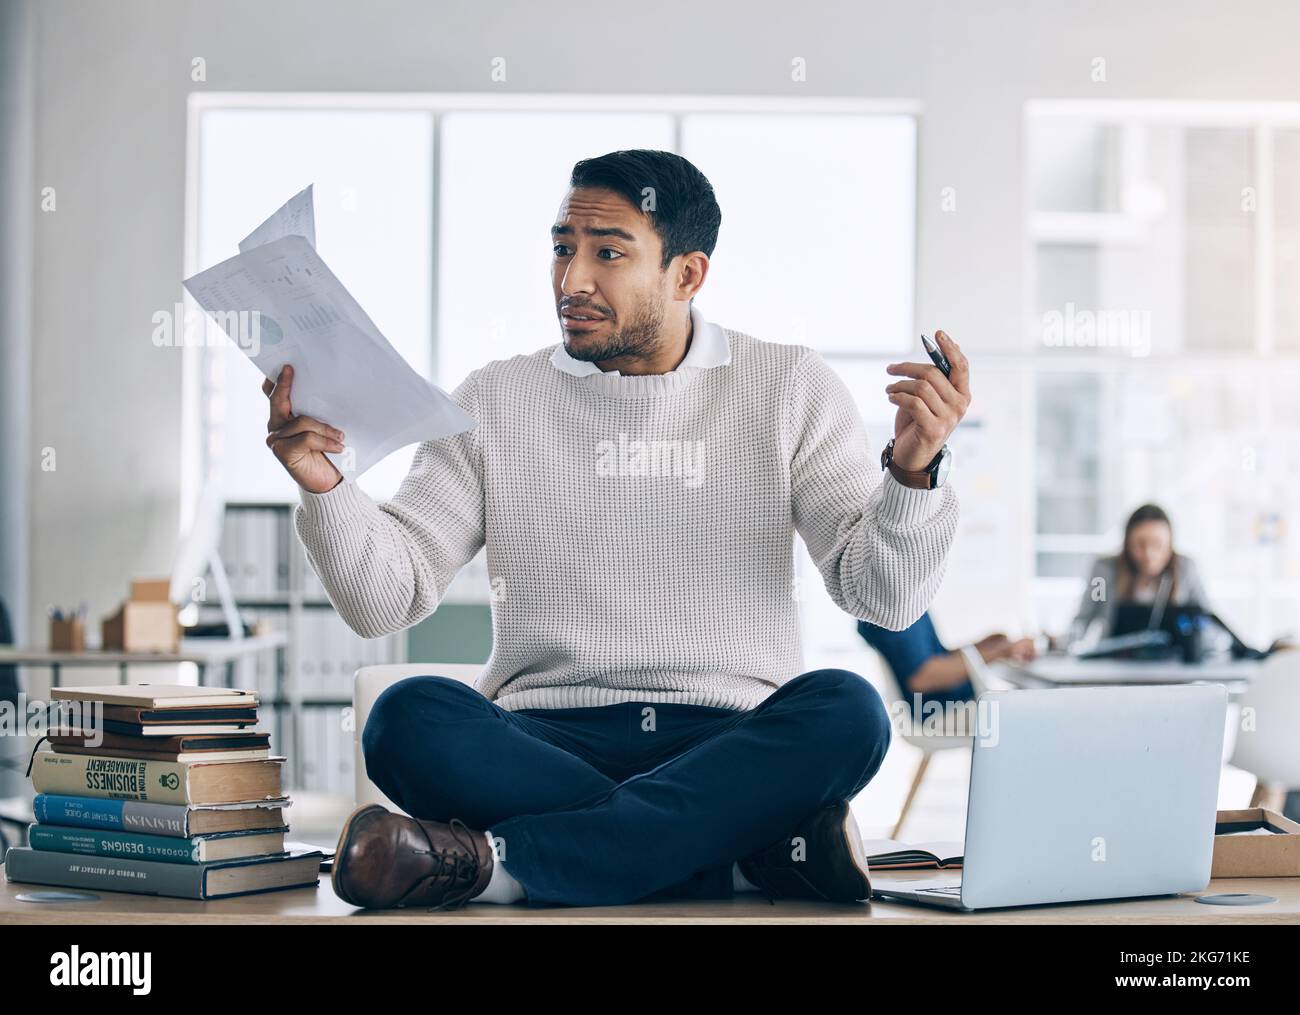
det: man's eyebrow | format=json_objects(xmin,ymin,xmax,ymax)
[{"xmin": 550, "ymin": 223, "xmax": 638, "ymax": 242}]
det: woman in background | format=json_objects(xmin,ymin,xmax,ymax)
[{"xmin": 1070, "ymin": 503, "xmax": 1210, "ymax": 645}]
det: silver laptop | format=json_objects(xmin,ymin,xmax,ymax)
[{"xmin": 873, "ymin": 683, "xmax": 1227, "ymax": 911}]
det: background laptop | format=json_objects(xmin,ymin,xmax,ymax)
[{"xmin": 873, "ymin": 683, "xmax": 1227, "ymax": 910}]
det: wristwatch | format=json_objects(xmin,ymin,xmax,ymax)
[{"xmin": 880, "ymin": 438, "xmax": 951, "ymax": 490}]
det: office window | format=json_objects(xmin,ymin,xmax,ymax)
[
  {"xmin": 680, "ymin": 114, "xmax": 916, "ymax": 355},
  {"xmin": 193, "ymin": 101, "xmax": 917, "ymax": 495},
  {"xmin": 196, "ymin": 108, "xmax": 434, "ymax": 501},
  {"xmin": 1028, "ymin": 120, "xmax": 1266, "ymax": 358}
]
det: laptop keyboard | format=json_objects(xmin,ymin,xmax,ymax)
[{"xmin": 921, "ymin": 886, "xmax": 963, "ymax": 896}]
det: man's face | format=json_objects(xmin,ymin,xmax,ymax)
[{"xmin": 551, "ymin": 186, "xmax": 671, "ymax": 364}]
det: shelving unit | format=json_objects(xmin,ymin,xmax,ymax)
[{"xmin": 201, "ymin": 502, "xmax": 405, "ymax": 794}]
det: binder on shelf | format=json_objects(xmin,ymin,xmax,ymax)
[
  {"xmin": 218, "ymin": 513, "xmax": 240, "ymax": 599},
  {"xmin": 300, "ymin": 708, "xmax": 317, "ymax": 792},
  {"xmin": 323, "ymin": 706, "xmax": 338, "ymax": 795},
  {"xmin": 319, "ymin": 616, "xmax": 335, "ymax": 698},
  {"xmin": 276, "ymin": 511, "xmax": 291, "ymax": 594},
  {"xmin": 241, "ymin": 511, "xmax": 258, "ymax": 599}
]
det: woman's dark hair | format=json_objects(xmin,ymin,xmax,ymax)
[
  {"xmin": 1117, "ymin": 503, "xmax": 1178, "ymax": 601},
  {"xmin": 568, "ymin": 150, "xmax": 721, "ymax": 271}
]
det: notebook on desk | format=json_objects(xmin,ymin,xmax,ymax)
[
  {"xmin": 862, "ymin": 839, "xmax": 963, "ymax": 870},
  {"xmin": 51, "ymin": 684, "xmax": 258, "ymax": 708}
]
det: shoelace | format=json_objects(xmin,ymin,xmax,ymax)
[{"xmin": 409, "ymin": 817, "xmax": 484, "ymax": 912}]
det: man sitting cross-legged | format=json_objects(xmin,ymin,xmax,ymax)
[{"xmin": 262, "ymin": 149, "xmax": 970, "ymax": 907}]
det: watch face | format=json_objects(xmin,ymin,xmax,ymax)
[{"xmin": 932, "ymin": 447, "xmax": 952, "ymax": 488}]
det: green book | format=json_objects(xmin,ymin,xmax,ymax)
[{"xmin": 27, "ymin": 823, "xmax": 287, "ymax": 864}]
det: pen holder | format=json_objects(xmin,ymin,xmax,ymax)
[{"xmin": 50, "ymin": 616, "xmax": 86, "ymax": 652}]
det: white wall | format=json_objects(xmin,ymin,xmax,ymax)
[{"xmin": 17, "ymin": 0, "xmax": 1300, "ymax": 647}]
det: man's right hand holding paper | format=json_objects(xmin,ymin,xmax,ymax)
[{"xmin": 263, "ymin": 364, "xmax": 347, "ymax": 494}]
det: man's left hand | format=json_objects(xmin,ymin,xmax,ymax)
[{"xmin": 884, "ymin": 330, "xmax": 971, "ymax": 471}]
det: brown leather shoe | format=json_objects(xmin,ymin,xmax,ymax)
[
  {"xmin": 737, "ymin": 799, "xmax": 872, "ymax": 904},
  {"xmin": 332, "ymin": 804, "xmax": 494, "ymax": 911}
]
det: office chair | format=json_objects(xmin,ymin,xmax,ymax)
[
  {"xmin": 1230, "ymin": 649, "xmax": 1300, "ymax": 812},
  {"xmin": 871, "ymin": 649, "xmax": 985, "ymax": 839},
  {"xmin": 351, "ymin": 663, "xmax": 485, "ymax": 811}
]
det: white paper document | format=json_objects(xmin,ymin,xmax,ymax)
[
  {"xmin": 183, "ymin": 187, "xmax": 475, "ymax": 476},
  {"xmin": 238, "ymin": 183, "xmax": 317, "ymax": 253}
]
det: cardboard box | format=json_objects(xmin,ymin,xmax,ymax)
[
  {"xmin": 129, "ymin": 578, "xmax": 171, "ymax": 602},
  {"xmin": 1211, "ymin": 809, "xmax": 1300, "ymax": 878},
  {"xmin": 101, "ymin": 577, "xmax": 180, "ymax": 653}
]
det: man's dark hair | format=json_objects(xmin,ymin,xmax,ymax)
[{"xmin": 568, "ymin": 150, "xmax": 721, "ymax": 271}]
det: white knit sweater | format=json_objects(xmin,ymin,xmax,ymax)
[{"xmin": 294, "ymin": 316, "xmax": 960, "ymax": 712}]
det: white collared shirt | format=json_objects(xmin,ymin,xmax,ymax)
[{"xmin": 550, "ymin": 302, "xmax": 732, "ymax": 377}]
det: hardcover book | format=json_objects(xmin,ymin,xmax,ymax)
[{"xmin": 4, "ymin": 845, "xmax": 323, "ymax": 899}]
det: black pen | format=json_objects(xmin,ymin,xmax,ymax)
[{"xmin": 921, "ymin": 333, "xmax": 951, "ymax": 378}]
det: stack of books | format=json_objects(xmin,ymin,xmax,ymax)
[{"xmin": 4, "ymin": 684, "xmax": 322, "ymax": 900}]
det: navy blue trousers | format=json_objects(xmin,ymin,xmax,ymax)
[{"xmin": 362, "ymin": 667, "xmax": 892, "ymax": 907}]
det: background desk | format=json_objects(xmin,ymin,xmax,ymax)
[
  {"xmin": 0, "ymin": 634, "xmax": 287, "ymax": 688},
  {"xmin": 990, "ymin": 656, "xmax": 1255, "ymax": 770},
  {"xmin": 1001, "ymin": 656, "xmax": 1258, "ymax": 691}
]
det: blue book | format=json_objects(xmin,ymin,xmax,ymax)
[{"xmin": 32, "ymin": 793, "xmax": 286, "ymax": 838}]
